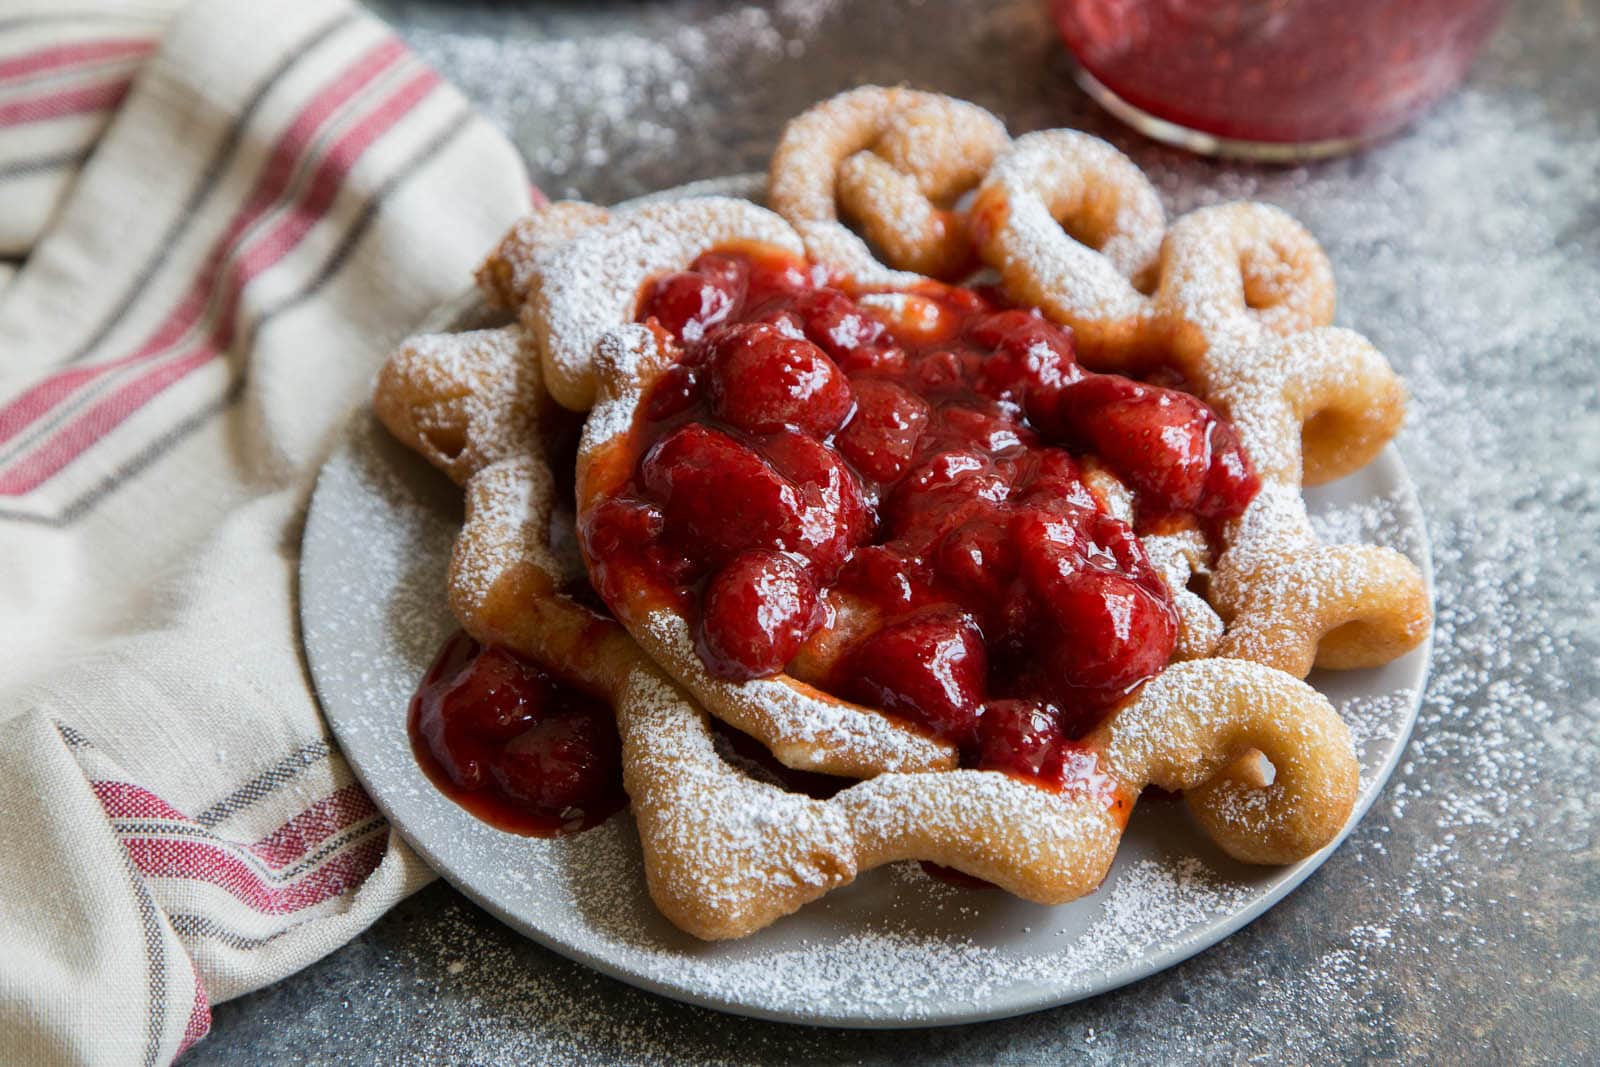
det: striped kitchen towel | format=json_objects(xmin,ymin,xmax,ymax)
[{"xmin": 0, "ymin": 1, "xmax": 533, "ymax": 1063}]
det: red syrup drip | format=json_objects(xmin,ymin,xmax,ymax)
[{"xmin": 408, "ymin": 631, "xmax": 626, "ymax": 837}]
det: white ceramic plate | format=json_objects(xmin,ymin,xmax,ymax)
[{"xmin": 298, "ymin": 177, "xmax": 1433, "ymax": 1028}]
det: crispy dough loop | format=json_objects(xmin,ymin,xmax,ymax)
[
  {"xmin": 621, "ymin": 655, "xmax": 1359, "ymax": 938},
  {"xmin": 1206, "ymin": 478, "xmax": 1429, "ymax": 679},
  {"xmin": 1277, "ymin": 329, "xmax": 1410, "ymax": 486},
  {"xmin": 1098, "ymin": 660, "xmax": 1359, "ymax": 866},
  {"xmin": 1175, "ymin": 329, "xmax": 1427, "ymax": 677},
  {"xmin": 768, "ymin": 86, "xmax": 1008, "ymax": 283},
  {"xmin": 373, "ymin": 326, "xmax": 549, "ymax": 487},
  {"xmin": 1210, "ymin": 528, "xmax": 1434, "ymax": 676},
  {"xmin": 969, "ymin": 129, "xmax": 1166, "ymax": 366},
  {"xmin": 1156, "ymin": 201, "xmax": 1337, "ymax": 364},
  {"xmin": 1149, "ymin": 200, "xmax": 1427, "ymax": 675},
  {"xmin": 1204, "ymin": 328, "xmax": 1409, "ymax": 487},
  {"xmin": 837, "ymin": 771, "xmax": 1125, "ymax": 905},
  {"xmin": 835, "ymin": 153, "xmax": 963, "ymax": 278}
]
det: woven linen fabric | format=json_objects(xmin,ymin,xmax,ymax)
[{"xmin": 0, "ymin": 1, "xmax": 533, "ymax": 1062}]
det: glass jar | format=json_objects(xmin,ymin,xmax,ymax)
[{"xmin": 1052, "ymin": 0, "xmax": 1509, "ymax": 159}]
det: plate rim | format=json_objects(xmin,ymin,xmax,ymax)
[{"xmin": 298, "ymin": 175, "xmax": 1434, "ymax": 1028}]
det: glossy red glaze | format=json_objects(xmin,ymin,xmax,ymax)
[
  {"xmin": 409, "ymin": 632, "xmax": 626, "ymax": 836},
  {"xmin": 696, "ymin": 548, "xmax": 822, "ymax": 681},
  {"xmin": 974, "ymin": 699, "xmax": 1118, "ymax": 799},
  {"xmin": 703, "ymin": 322, "xmax": 854, "ymax": 437},
  {"xmin": 848, "ymin": 606, "xmax": 988, "ymax": 747},
  {"xmin": 584, "ymin": 247, "xmax": 1260, "ymax": 784},
  {"xmin": 1052, "ymin": 0, "xmax": 1507, "ymax": 146},
  {"xmin": 1027, "ymin": 374, "xmax": 1256, "ymax": 520}
]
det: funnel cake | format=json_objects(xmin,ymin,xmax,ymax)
[
  {"xmin": 768, "ymin": 86, "xmax": 1009, "ymax": 285},
  {"xmin": 372, "ymin": 87, "xmax": 1431, "ymax": 942},
  {"xmin": 375, "ymin": 300, "xmax": 1358, "ymax": 941}
]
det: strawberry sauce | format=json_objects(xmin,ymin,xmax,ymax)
[
  {"xmin": 409, "ymin": 632, "xmax": 626, "ymax": 836},
  {"xmin": 581, "ymin": 245, "xmax": 1259, "ymax": 785}
]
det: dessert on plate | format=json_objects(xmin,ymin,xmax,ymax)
[{"xmin": 373, "ymin": 87, "xmax": 1431, "ymax": 940}]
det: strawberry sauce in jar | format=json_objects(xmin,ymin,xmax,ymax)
[{"xmin": 1051, "ymin": 0, "xmax": 1508, "ymax": 158}]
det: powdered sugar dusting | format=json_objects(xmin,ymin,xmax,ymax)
[
  {"xmin": 372, "ymin": 326, "xmax": 542, "ymax": 487},
  {"xmin": 530, "ymin": 197, "xmax": 802, "ymax": 408},
  {"xmin": 767, "ymin": 86, "xmax": 1007, "ymax": 282},
  {"xmin": 575, "ymin": 853, "xmax": 1253, "ymax": 1021},
  {"xmin": 581, "ymin": 323, "xmax": 658, "ymax": 453},
  {"xmin": 476, "ymin": 201, "xmax": 611, "ymax": 311},
  {"xmin": 638, "ymin": 608, "xmax": 951, "ymax": 774},
  {"xmin": 972, "ymin": 128, "xmax": 1165, "ymax": 327}
]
